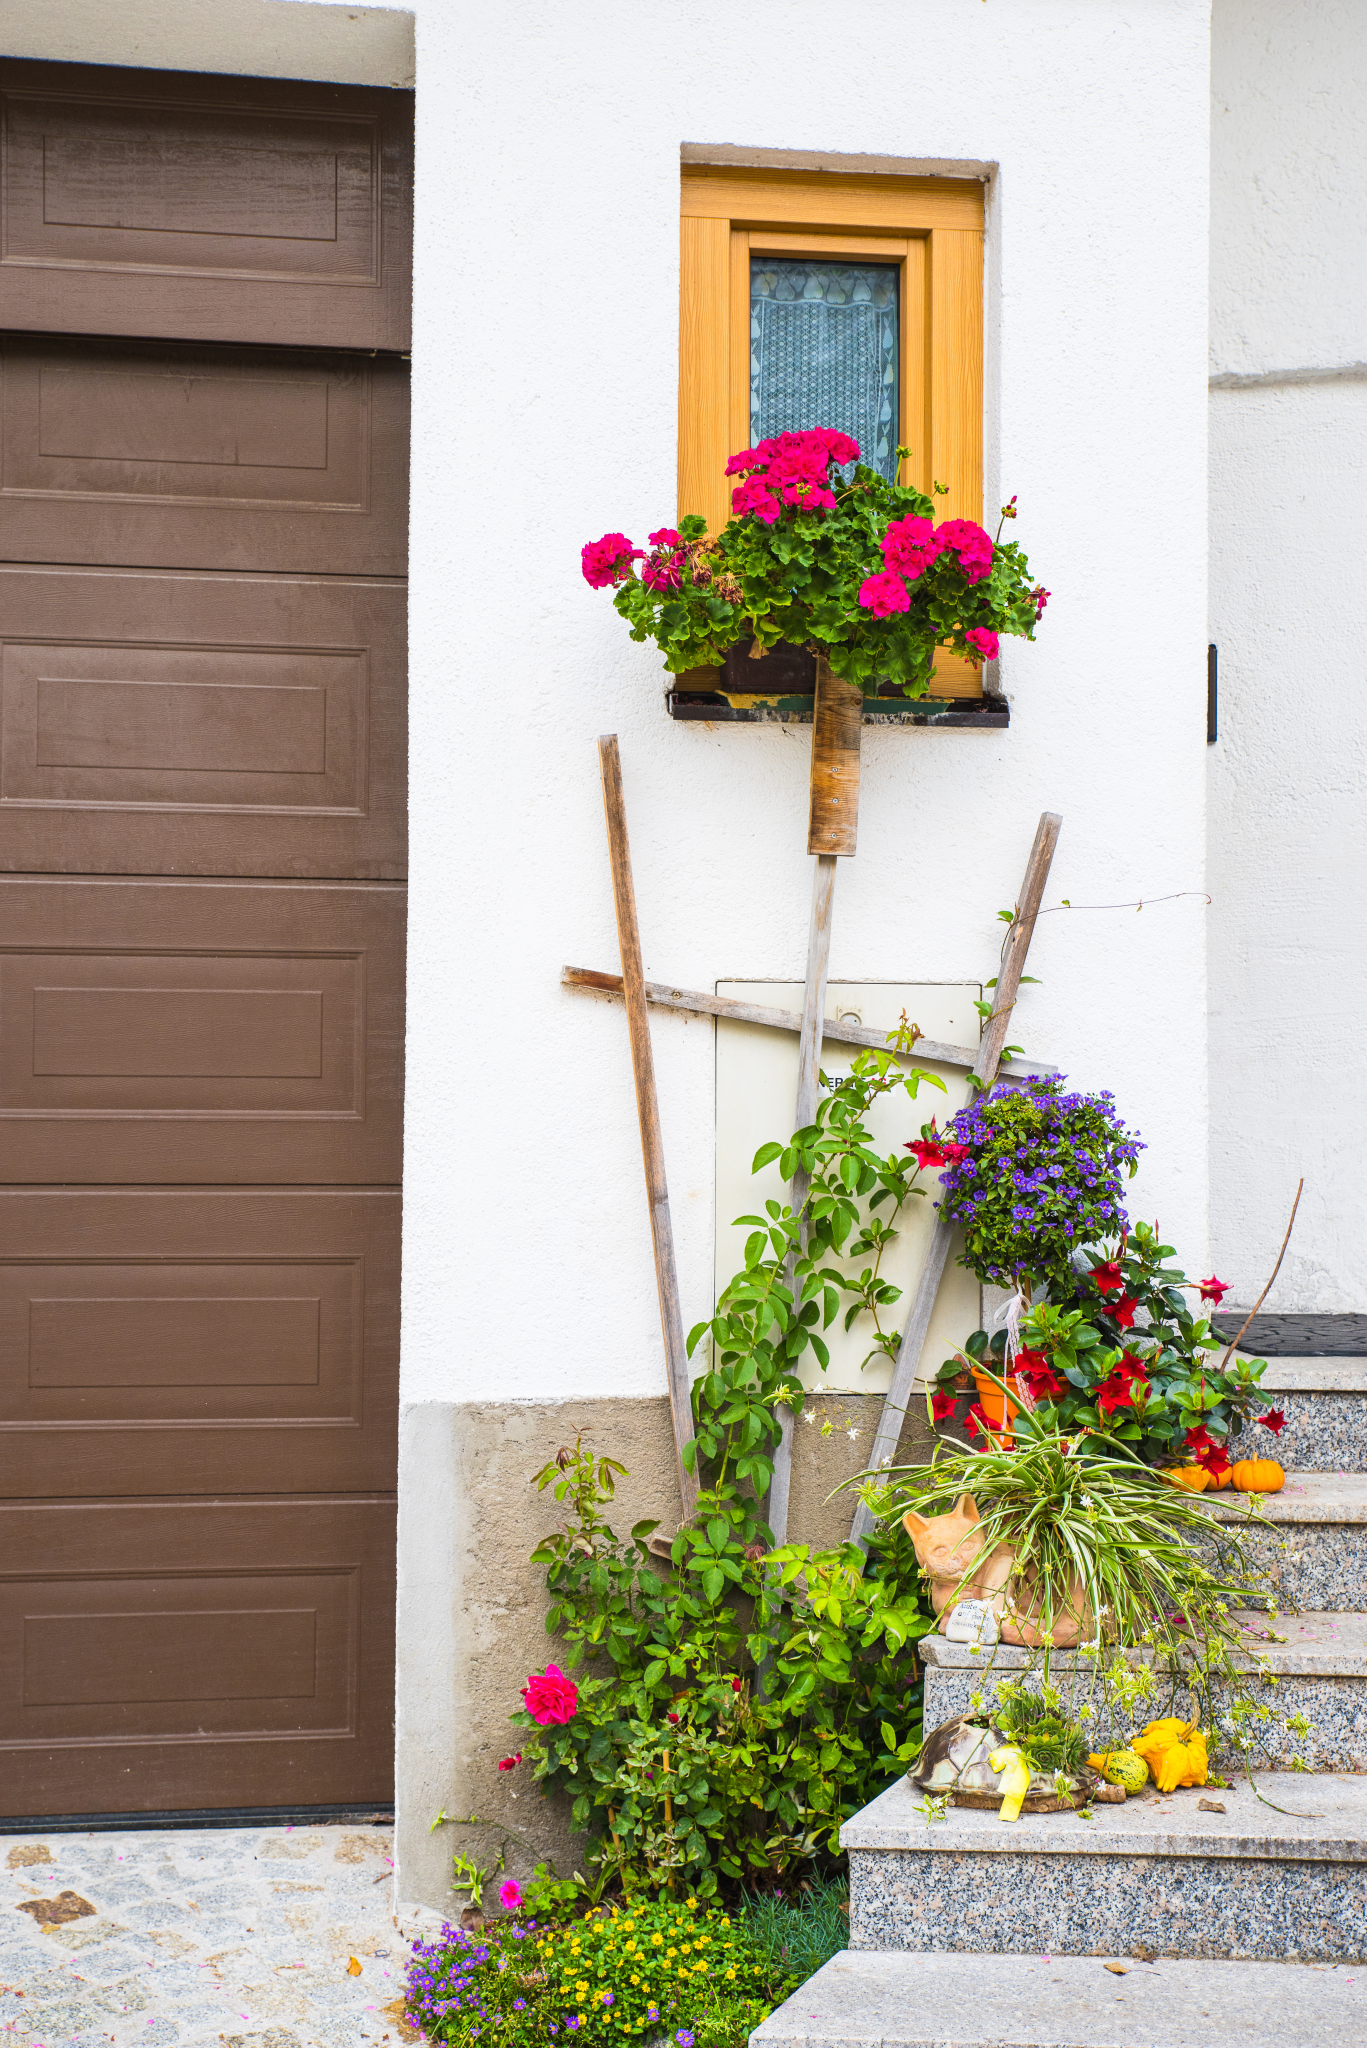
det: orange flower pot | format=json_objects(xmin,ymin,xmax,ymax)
[{"xmin": 970, "ymin": 1367, "xmax": 1021, "ymax": 1438}]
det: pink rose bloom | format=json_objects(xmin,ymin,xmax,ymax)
[
  {"xmin": 935, "ymin": 518, "xmax": 994, "ymax": 585},
  {"xmin": 731, "ymin": 476, "xmax": 781, "ymax": 524},
  {"xmin": 858, "ymin": 569, "xmax": 910, "ymax": 617},
  {"xmin": 499, "ymin": 1879, "xmax": 524, "ymax": 1912},
  {"xmin": 581, "ymin": 533, "xmax": 642, "ymax": 588},
  {"xmin": 883, "ymin": 515, "xmax": 945, "ymax": 580},
  {"xmin": 965, "ymin": 627, "xmax": 999, "ymax": 660},
  {"xmin": 522, "ymin": 1663, "xmax": 578, "ymax": 1725}
]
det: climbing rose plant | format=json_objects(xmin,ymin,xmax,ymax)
[{"xmin": 581, "ymin": 429, "xmax": 1047, "ymax": 699}]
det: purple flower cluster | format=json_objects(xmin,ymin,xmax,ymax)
[
  {"xmin": 405, "ymin": 1918, "xmax": 542, "ymax": 2037},
  {"xmin": 936, "ymin": 1075, "xmax": 1143, "ymax": 1287}
]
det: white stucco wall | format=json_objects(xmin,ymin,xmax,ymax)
[
  {"xmin": 402, "ymin": 0, "xmax": 1213, "ymax": 1409},
  {"xmin": 1209, "ymin": 0, "xmax": 1367, "ymax": 1307}
]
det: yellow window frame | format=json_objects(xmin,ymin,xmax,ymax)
[{"xmin": 679, "ymin": 165, "xmax": 986, "ymax": 698}]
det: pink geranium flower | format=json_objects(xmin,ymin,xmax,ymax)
[
  {"xmin": 522, "ymin": 1664, "xmax": 578, "ymax": 1725},
  {"xmin": 731, "ymin": 475, "xmax": 781, "ymax": 524},
  {"xmin": 581, "ymin": 533, "xmax": 642, "ymax": 588},
  {"xmin": 965, "ymin": 627, "xmax": 999, "ymax": 661},
  {"xmin": 858, "ymin": 570, "xmax": 910, "ymax": 617},
  {"xmin": 882, "ymin": 515, "xmax": 944, "ymax": 579},
  {"xmin": 935, "ymin": 518, "xmax": 995, "ymax": 584},
  {"xmin": 499, "ymin": 1879, "xmax": 523, "ymax": 1911}
]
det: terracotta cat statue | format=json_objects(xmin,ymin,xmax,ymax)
[
  {"xmin": 902, "ymin": 1496, "xmax": 1016, "ymax": 1634},
  {"xmin": 903, "ymin": 1495, "xmax": 1093, "ymax": 1647}
]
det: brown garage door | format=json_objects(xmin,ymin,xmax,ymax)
[{"xmin": 0, "ymin": 61, "xmax": 411, "ymax": 1816}]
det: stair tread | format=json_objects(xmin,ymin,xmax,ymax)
[
  {"xmin": 920, "ymin": 1608, "xmax": 1367, "ymax": 1676},
  {"xmin": 842, "ymin": 1771, "xmax": 1367, "ymax": 1860},
  {"xmin": 752, "ymin": 1950, "xmax": 1367, "ymax": 2048},
  {"xmin": 1202, "ymin": 1471, "xmax": 1367, "ymax": 1519},
  {"xmin": 1240, "ymin": 1356, "xmax": 1367, "ymax": 1391}
]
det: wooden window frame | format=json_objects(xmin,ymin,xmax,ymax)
[{"xmin": 679, "ymin": 166, "xmax": 985, "ymax": 697}]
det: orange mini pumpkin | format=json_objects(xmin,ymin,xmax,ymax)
[
  {"xmin": 1205, "ymin": 1465, "xmax": 1233, "ymax": 1490},
  {"xmin": 1160, "ymin": 1465, "xmax": 1210, "ymax": 1493},
  {"xmin": 1231, "ymin": 1457, "xmax": 1284, "ymax": 1493}
]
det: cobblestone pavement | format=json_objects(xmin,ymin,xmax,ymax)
[{"xmin": 0, "ymin": 1822, "xmax": 419, "ymax": 2048}]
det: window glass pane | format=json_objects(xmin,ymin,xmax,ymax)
[{"xmin": 750, "ymin": 259, "xmax": 899, "ymax": 481}]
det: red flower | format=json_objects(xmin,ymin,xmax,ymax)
[
  {"xmin": 1015, "ymin": 1350, "xmax": 1065, "ymax": 1402},
  {"xmin": 931, "ymin": 1390, "xmax": 958, "ymax": 1421},
  {"xmin": 965, "ymin": 627, "xmax": 999, "ymax": 661},
  {"xmin": 1096, "ymin": 1354, "xmax": 1149, "ymax": 1415},
  {"xmin": 667, "ymin": 1712, "xmax": 680, "ymax": 1724},
  {"xmin": 1109, "ymin": 1293, "xmax": 1140, "ymax": 1330},
  {"xmin": 581, "ymin": 533, "xmax": 642, "ymax": 588},
  {"xmin": 883, "ymin": 515, "xmax": 945, "ymax": 580},
  {"xmin": 1257, "ymin": 1408, "xmax": 1287, "ymax": 1436},
  {"xmin": 731, "ymin": 1677, "xmax": 742, "ymax": 1693},
  {"xmin": 1183, "ymin": 1424, "xmax": 1230, "ymax": 1476},
  {"xmin": 521, "ymin": 1664, "xmax": 578, "ymax": 1726},
  {"xmin": 1089, "ymin": 1258, "xmax": 1126, "ymax": 1297},
  {"xmin": 731, "ymin": 475, "xmax": 780, "ymax": 524},
  {"xmin": 497, "ymin": 1753, "xmax": 522, "ymax": 1772},
  {"xmin": 934, "ymin": 518, "xmax": 994, "ymax": 585},
  {"xmin": 941, "ymin": 1141, "xmax": 972, "ymax": 1165},
  {"xmin": 1198, "ymin": 1276, "xmax": 1230, "ymax": 1305}
]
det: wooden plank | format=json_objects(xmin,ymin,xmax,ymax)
[
  {"xmin": 597, "ymin": 738, "xmax": 699, "ymax": 1524},
  {"xmin": 559, "ymin": 968, "xmax": 1059, "ymax": 1080},
  {"xmin": 681, "ymin": 167, "xmax": 985, "ymax": 233},
  {"xmin": 767, "ymin": 853, "xmax": 838, "ymax": 1548},
  {"xmin": 808, "ymin": 655, "xmax": 864, "ymax": 855},
  {"xmin": 848, "ymin": 812, "xmax": 1063, "ymax": 1548},
  {"xmin": 678, "ymin": 215, "xmax": 732, "ymax": 536}
]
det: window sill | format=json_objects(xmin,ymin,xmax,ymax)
[{"xmin": 666, "ymin": 686, "xmax": 1009, "ymax": 728}]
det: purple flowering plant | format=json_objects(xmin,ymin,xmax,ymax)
[{"xmin": 932, "ymin": 1074, "xmax": 1143, "ymax": 1291}]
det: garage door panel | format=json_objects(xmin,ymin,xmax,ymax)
[
  {"xmin": 0, "ymin": 880, "xmax": 402, "ymax": 1182},
  {"xmin": 0, "ymin": 1497, "xmax": 394, "ymax": 1812},
  {"xmin": 0, "ymin": 567, "xmax": 405, "ymax": 878},
  {"xmin": 0, "ymin": 1189, "xmax": 397, "ymax": 1494},
  {"xmin": 0, "ymin": 339, "xmax": 409, "ymax": 575},
  {"xmin": 0, "ymin": 62, "xmax": 412, "ymax": 352}
]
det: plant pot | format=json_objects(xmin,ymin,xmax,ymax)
[
  {"xmin": 970, "ymin": 1367, "xmax": 1021, "ymax": 1435},
  {"xmin": 998, "ymin": 1571, "xmax": 1095, "ymax": 1648}
]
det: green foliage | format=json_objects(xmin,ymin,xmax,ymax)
[
  {"xmin": 607, "ymin": 463, "xmax": 1042, "ymax": 698},
  {"xmin": 735, "ymin": 1877, "xmax": 850, "ymax": 1985},
  {"xmin": 989, "ymin": 1677, "xmax": 1088, "ymax": 1776},
  {"xmin": 516, "ymin": 1442, "xmax": 934, "ymax": 1901},
  {"xmin": 935, "ymin": 1222, "xmax": 1269, "ymax": 1468},
  {"xmin": 682, "ymin": 1029, "xmax": 943, "ymax": 1564},
  {"xmin": 406, "ymin": 1895, "xmax": 794, "ymax": 2048}
]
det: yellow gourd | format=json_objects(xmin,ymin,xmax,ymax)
[
  {"xmin": 1160, "ymin": 1465, "xmax": 1209, "ymax": 1493},
  {"xmin": 1231, "ymin": 1458, "xmax": 1284, "ymax": 1493},
  {"xmin": 1131, "ymin": 1717, "xmax": 1208, "ymax": 1791},
  {"xmin": 1087, "ymin": 1748, "xmax": 1149, "ymax": 1793}
]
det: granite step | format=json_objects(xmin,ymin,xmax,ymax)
[
  {"xmin": 919, "ymin": 1611, "xmax": 1367, "ymax": 1770},
  {"xmin": 1229, "ymin": 1356, "xmax": 1367, "ymax": 1472},
  {"xmin": 1201, "ymin": 1470, "xmax": 1367, "ymax": 1609},
  {"xmin": 841, "ymin": 1771, "xmax": 1367, "ymax": 1965},
  {"xmin": 752, "ymin": 1949, "xmax": 1367, "ymax": 2048}
]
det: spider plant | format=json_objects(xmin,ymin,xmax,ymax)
[{"xmin": 869, "ymin": 1420, "xmax": 1276, "ymax": 1735}]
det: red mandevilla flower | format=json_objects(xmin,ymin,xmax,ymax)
[
  {"xmin": 905, "ymin": 1121, "xmax": 949, "ymax": 1168},
  {"xmin": 667, "ymin": 1712, "xmax": 680, "ymax": 1724},
  {"xmin": 1014, "ymin": 1350, "xmax": 1065, "ymax": 1402},
  {"xmin": 1089, "ymin": 1258, "xmax": 1126, "ymax": 1297},
  {"xmin": 1109, "ymin": 1293, "xmax": 1140, "ymax": 1330},
  {"xmin": 521, "ymin": 1664, "xmax": 578, "ymax": 1726},
  {"xmin": 931, "ymin": 1390, "xmax": 958, "ymax": 1421},
  {"xmin": 1257, "ymin": 1408, "xmax": 1287, "ymax": 1436},
  {"xmin": 1183, "ymin": 1423, "xmax": 1230, "ymax": 1477},
  {"xmin": 1095, "ymin": 1353, "xmax": 1149, "ymax": 1415},
  {"xmin": 1198, "ymin": 1276, "xmax": 1230, "ymax": 1305}
]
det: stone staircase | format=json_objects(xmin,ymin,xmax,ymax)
[{"xmin": 753, "ymin": 1348, "xmax": 1367, "ymax": 2046}]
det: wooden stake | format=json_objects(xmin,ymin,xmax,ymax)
[
  {"xmin": 597, "ymin": 736, "xmax": 699, "ymax": 1524},
  {"xmin": 848, "ymin": 811, "xmax": 1063, "ymax": 1548},
  {"xmin": 767, "ymin": 851, "xmax": 837, "ymax": 1547},
  {"xmin": 808, "ymin": 655, "xmax": 863, "ymax": 856},
  {"xmin": 560, "ymin": 967, "xmax": 1059, "ymax": 1079}
]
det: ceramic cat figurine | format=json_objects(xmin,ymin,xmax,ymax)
[{"xmin": 902, "ymin": 1496, "xmax": 1016, "ymax": 1633}]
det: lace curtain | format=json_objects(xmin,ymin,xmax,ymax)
[{"xmin": 750, "ymin": 259, "xmax": 900, "ymax": 481}]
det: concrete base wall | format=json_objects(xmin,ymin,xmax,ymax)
[{"xmin": 394, "ymin": 1394, "xmax": 935, "ymax": 1917}]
